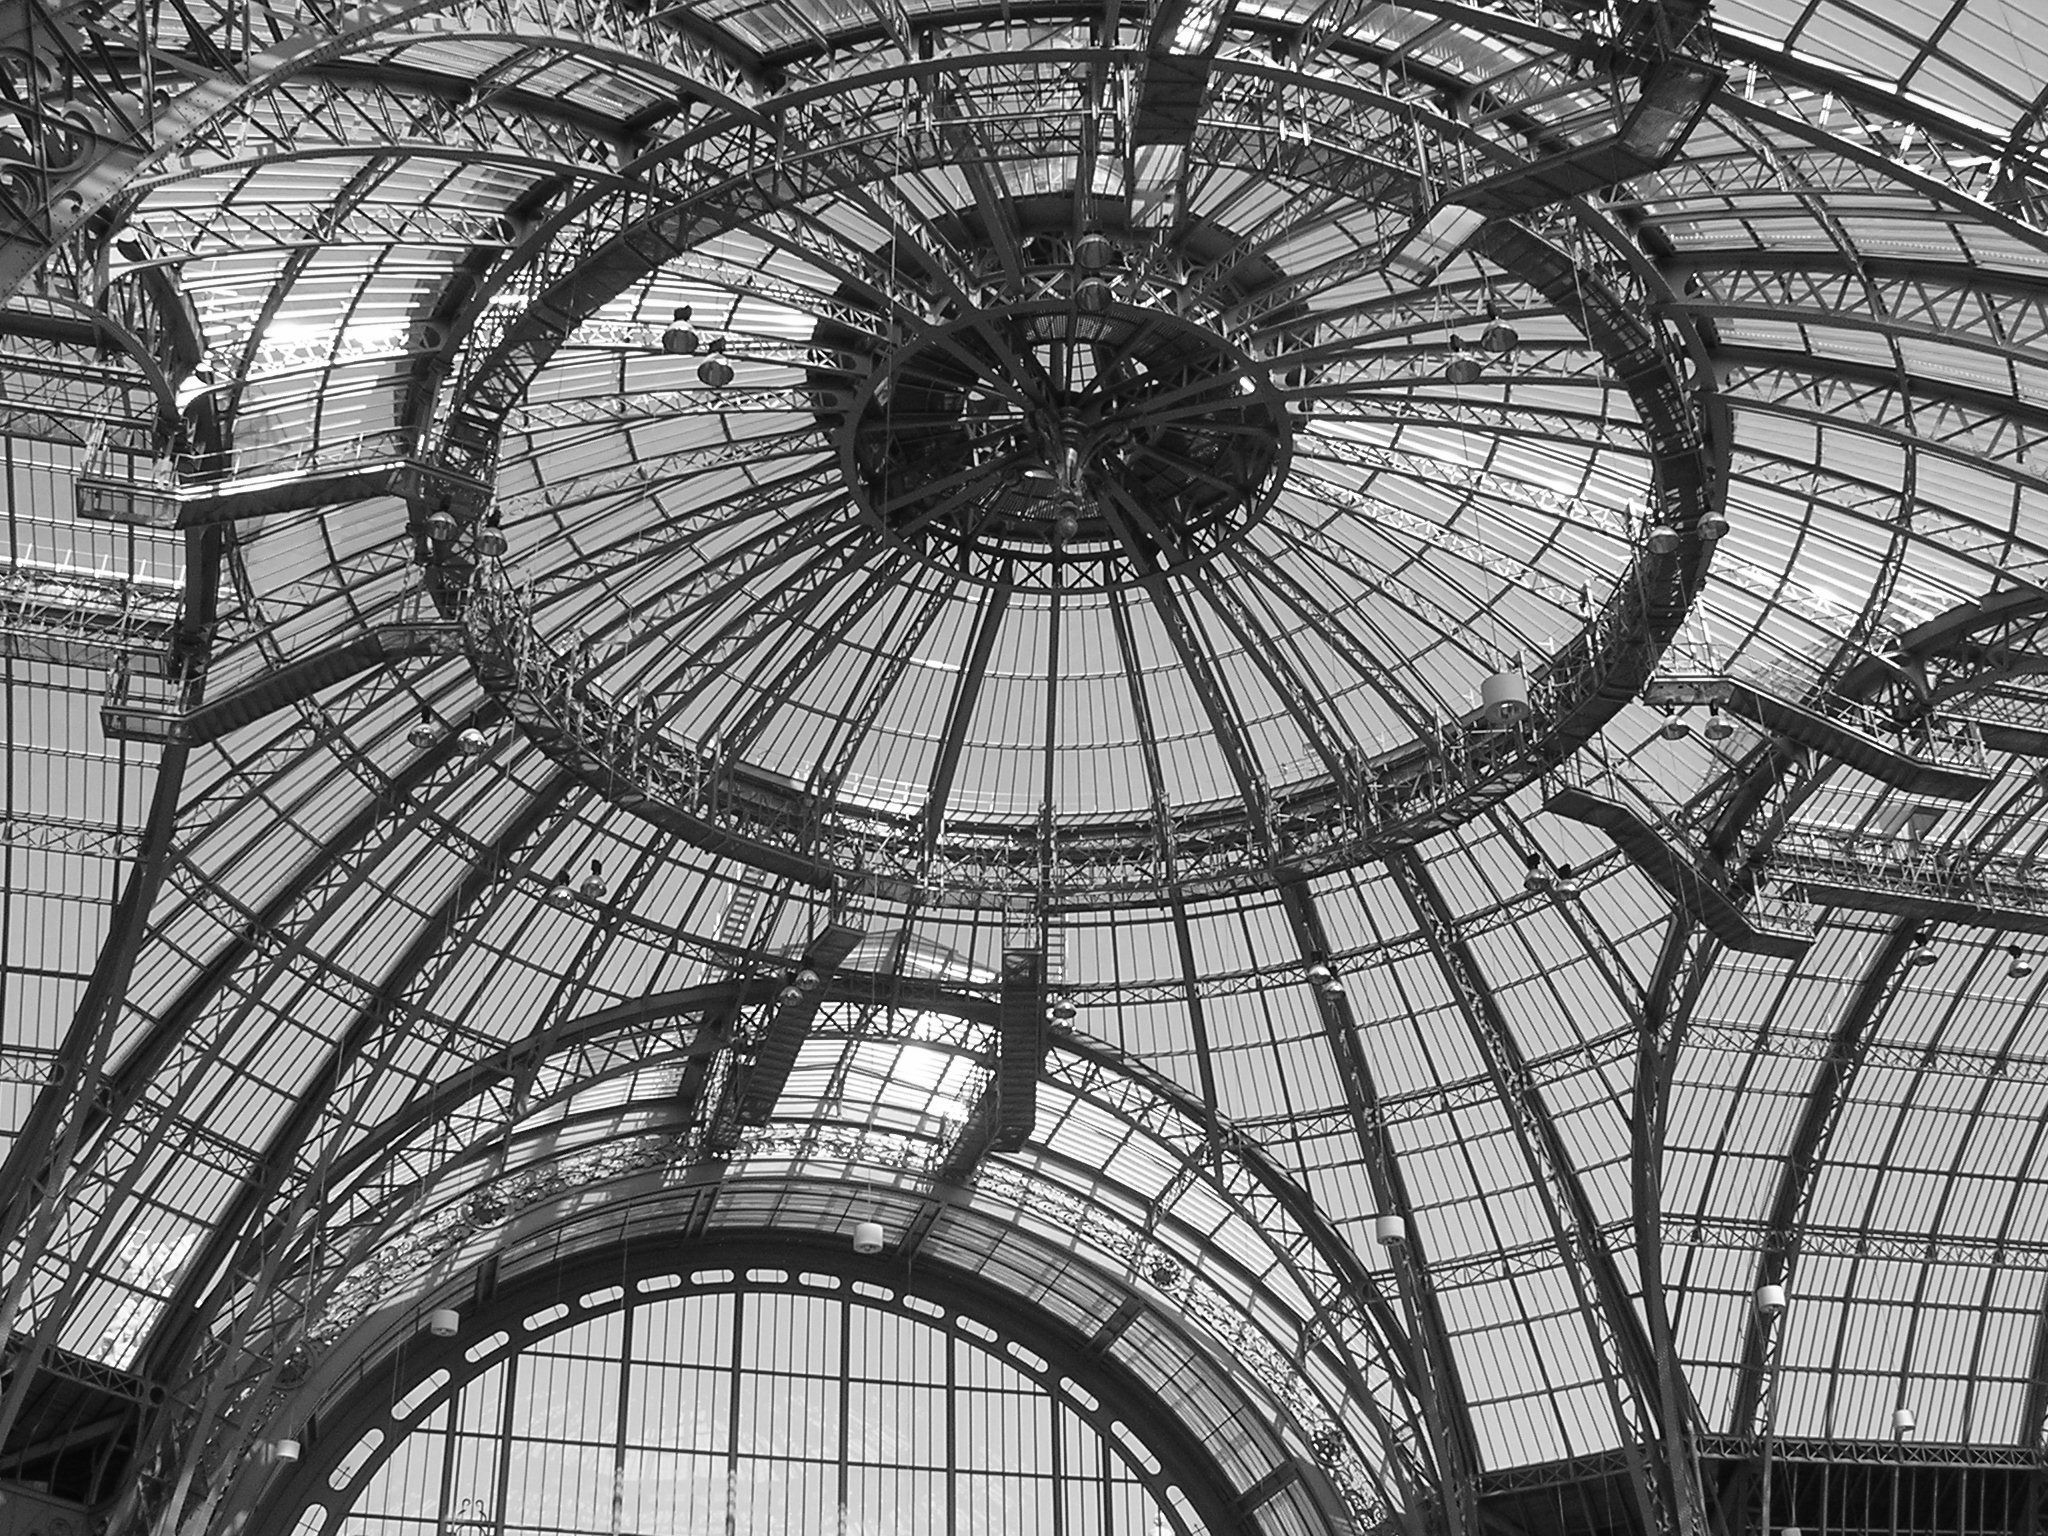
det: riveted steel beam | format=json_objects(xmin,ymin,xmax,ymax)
[
  {"xmin": 1277, "ymin": 878, "xmax": 1481, "ymax": 1536},
  {"xmin": 1391, "ymin": 851, "xmax": 1706, "ymax": 1536}
]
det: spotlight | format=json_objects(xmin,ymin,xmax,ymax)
[
  {"xmin": 1698, "ymin": 509, "xmax": 1730, "ymax": 541},
  {"xmin": 1075, "ymin": 230, "xmax": 1113, "ymax": 271},
  {"xmin": 794, "ymin": 967, "xmax": 822, "ymax": 990},
  {"xmin": 1076, "ymin": 274, "xmax": 1113, "ymax": 314},
  {"xmin": 776, "ymin": 984, "xmax": 804, "ymax": 1006},
  {"xmin": 661, "ymin": 304, "xmax": 699, "ymax": 355},
  {"xmin": 424, "ymin": 506, "xmax": 458, "ymax": 542},
  {"xmin": 475, "ymin": 518, "xmax": 508, "ymax": 557}
]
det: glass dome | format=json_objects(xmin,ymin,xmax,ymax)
[{"xmin": 1, "ymin": 1, "xmax": 2045, "ymax": 1534}]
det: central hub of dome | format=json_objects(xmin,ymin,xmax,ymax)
[{"xmin": 838, "ymin": 297, "xmax": 1291, "ymax": 576}]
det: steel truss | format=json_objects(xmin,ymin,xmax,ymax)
[
  {"xmin": 165, "ymin": 999, "xmax": 1431, "ymax": 1536},
  {"xmin": 0, "ymin": 560, "xmax": 180, "ymax": 669},
  {"xmin": 6, "ymin": 5, "xmax": 2047, "ymax": 1534}
]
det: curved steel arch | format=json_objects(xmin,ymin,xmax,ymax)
[
  {"xmin": 159, "ymin": 981, "xmax": 1443, "ymax": 1528},
  {"xmin": 237, "ymin": 1234, "xmax": 1352, "ymax": 1536},
  {"xmin": 238, "ymin": 1125, "xmax": 1419, "ymax": 1530},
  {"xmin": 1390, "ymin": 851, "xmax": 1707, "ymax": 1536},
  {"xmin": 1724, "ymin": 922, "xmax": 1920, "ymax": 1439},
  {"xmin": 328, "ymin": 987, "xmax": 1420, "ymax": 1377}
]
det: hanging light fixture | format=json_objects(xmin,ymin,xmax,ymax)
[
  {"xmin": 545, "ymin": 867, "xmax": 579, "ymax": 906},
  {"xmin": 661, "ymin": 304, "xmax": 699, "ymax": 355},
  {"xmin": 273, "ymin": 1438, "xmax": 302, "ymax": 1463},
  {"xmin": 427, "ymin": 1307, "xmax": 461, "ymax": 1337},
  {"xmin": 1754, "ymin": 1282, "xmax": 1787, "ymax": 1317},
  {"xmin": 1052, "ymin": 488, "xmax": 1085, "ymax": 544},
  {"xmin": 1305, "ymin": 961, "xmax": 1334, "ymax": 986},
  {"xmin": 794, "ymin": 967, "xmax": 822, "ymax": 991},
  {"xmin": 1444, "ymin": 340, "xmax": 1483, "ymax": 385},
  {"xmin": 1075, "ymin": 229, "xmax": 1113, "ymax": 271},
  {"xmin": 1703, "ymin": 705, "xmax": 1735, "ymax": 742},
  {"xmin": 1075, "ymin": 274, "xmax": 1114, "ymax": 314},
  {"xmin": 1659, "ymin": 709, "xmax": 1691, "ymax": 741},
  {"xmin": 852, "ymin": 1219, "xmax": 886, "ymax": 1254},
  {"xmin": 1698, "ymin": 508, "xmax": 1730, "ymax": 541},
  {"xmin": 697, "ymin": 337, "xmax": 734, "ymax": 387},
  {"xmin": 1051, "ymin": 997, "xmax": 1077, "ymax": 1021},
  {"xmin": 408, "ymin": 708, "xmax": 442, "ymax": 749},
  {"xmin": 455, "ymin": 725, "xmax": 489, "ymax": 756},
  {"xmin": 1481, "ymin": 666, "xmax": 1530, "ymax": 725},
  {"xmin": 424, "ymin": 504, "xmax": 458, "ymax": 542},
  {"xmin": 1906, "ymin": 929, "xmax": 1939, "ymax": 968},
  {"xmin": 475, "ymin": 515, "xmax": 508, "ymax": 558},
  {"xmin": 580, "ymin": 859, "xmax": 607, "ymax": 901},
  {"xmin": 1891, "ymin": 1405, "xmax": 1916, "ymax": 1437},
  {"xmin": 1478, "ymin": 303, "xmax": 1518, "ymax": 354},
  {"xmin": 1373, "ymin": 1213, "xmax": 1406, "ymax": 1245},
  {"xmin": 2007, "ymin": 945, "xmax": 2034, "ymax": 979},
  {"xmin": 1523, "ymin": 851, "xmax": 1552, "ymax": 893},
  {"xmin": 1646, "ymin": 523, "xmax": 1682, "ymax": 555}
]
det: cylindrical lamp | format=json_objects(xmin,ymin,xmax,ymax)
[
  {"xmin": 1755, "ymin": 1282, "xmax": 1787, "ymax": 1317},
  {"xmin": 852, "ymin": 1220, "xmax": 885, "ymax": 1255},
  {"xmin": 1373, "ymin": 1214, "xmax": 1406, "ymax": 1246},
  {"xmin": 274, "ymin": 1438, "xmax": 302, "ymax": 1463},
  {"xmin": 1892, "ymin": 1406, "xmax": 1915, "ymax": 1435},
  {"xmin": 427, "ymin": 1307, "xmax": 461, "ymax": 1338},
  {"xmin": 1480, "ymin": 669, "xmax": 1529, "ymax": 726}
]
